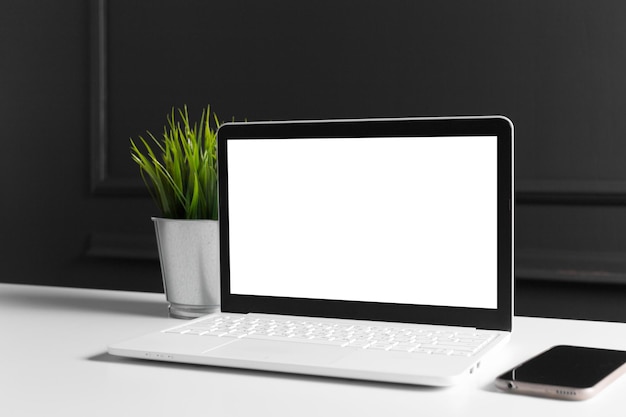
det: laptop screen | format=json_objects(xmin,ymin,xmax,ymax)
[
  {"xmin": 227, "ymin": 136, "xmax": 497, "ymax": 309},
  {"xmin": 218, "ymin": 117, "xmax": 513, "ymax": 331}
]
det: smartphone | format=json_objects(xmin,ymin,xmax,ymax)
[{"xmin": 495, "ymin": 345, "xmax": 626, "ymax": 400}]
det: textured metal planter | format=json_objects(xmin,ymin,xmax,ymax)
[{"xmin": 152, "ymin": 218, "xmax": 220, "ymax": 319}]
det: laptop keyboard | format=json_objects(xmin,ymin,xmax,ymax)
[{"xmin": 165, "ymin": 315, "xmax": 495, "ymax": 357}]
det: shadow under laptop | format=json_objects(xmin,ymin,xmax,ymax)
[
  {"xmin": 480, "ymin": 381, "xmax": 502, "ymax": 394},
  {"xmin": 89, "ymin": 352, "xmax": 446, "ymax": 392}
]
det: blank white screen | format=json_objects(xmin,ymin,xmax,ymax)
[{"xmin": 226, "ymin": 136, "xmax": 498, "ymax": 309}]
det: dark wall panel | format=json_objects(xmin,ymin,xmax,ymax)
[
  {"xmin": 102, "ymin": 1, "xmax": 626, "ymax": 191},
  {"xmin": 3, "ymin": 0, "xmax": 626, "ymax": 319}
]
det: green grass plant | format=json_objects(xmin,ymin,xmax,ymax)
[{"xmin": 130, "ymin": 106, "xmax": 219, "ymax": 220}]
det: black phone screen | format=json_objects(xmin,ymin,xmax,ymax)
[{"xmin": 499, "ymin": 345, "xmax": 626, "ymax": 388}]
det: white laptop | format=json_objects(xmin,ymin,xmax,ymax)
[{"xmin": 109, "ymin": 116, "xmax": 514, "ymax": 386}]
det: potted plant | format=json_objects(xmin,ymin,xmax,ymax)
[{"xmin": 130, "ymin": 105, "xmax": 220, "ymax": 318}]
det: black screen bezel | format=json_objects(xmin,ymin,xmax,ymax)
[{"xmin": 217, "ymin": 117, "xmax": 513, "ymax": 331}]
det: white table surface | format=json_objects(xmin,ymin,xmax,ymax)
[{"xmin": 2, "ymin": 283, "xmax": 626, "ymax": 416}]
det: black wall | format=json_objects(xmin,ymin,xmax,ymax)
[{"xmin": 3, "ymin": 0, "xmax": 626, "ymax": 320}]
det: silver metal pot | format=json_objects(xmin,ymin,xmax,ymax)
[{"xmin": 152, "ymin": 217, "xmax": 220, "ymax": 319}]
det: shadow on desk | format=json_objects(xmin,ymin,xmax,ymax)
[{"xmin": 0, "ymin": 285, "xmax": 168, "ymax": 318}]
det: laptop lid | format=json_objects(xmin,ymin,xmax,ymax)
[{"xmin": 217, "ymin": 116, "xmax": 513, "ymax": 332}]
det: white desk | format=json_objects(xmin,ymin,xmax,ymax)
[{"xmin": 2, "ymin": 283, "xmax": 626, "ymax": 416}]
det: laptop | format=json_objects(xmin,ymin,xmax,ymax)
[{"xmin": 109, "ymin": 116, "xmax": 514, "ymax": 386}]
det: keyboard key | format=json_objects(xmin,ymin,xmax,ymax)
[
  {"xmin": 389, "ymin": 344, "xmax": 415, "ymax": 352},
  {"xmin": 202, "ymin": 330, "xmax": 229, "ymax": 337},
  {"xmin": 367, "ymin": 342, "xmax": 396, "ymax": 351},
  {"xmin": 344, "ymin": 340, "xmax": 372, "ymax": 348}
]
